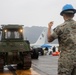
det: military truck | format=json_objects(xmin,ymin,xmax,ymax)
[{"xmin": 0, "ymin": 25, "xmax": 31, "ymax": 71}]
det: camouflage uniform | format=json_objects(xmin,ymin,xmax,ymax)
[{"xmin": 51, "ymin": 19, "xmax": 76, "ymax": 75}]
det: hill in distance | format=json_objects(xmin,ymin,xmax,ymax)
[{"xmin": 23, "ymin": 26, "xmax": 58, "ymax": 44}]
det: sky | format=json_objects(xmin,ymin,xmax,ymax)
[{"xmin": 0, "ymin": 0, "xmax": 76, "ymax": 28}]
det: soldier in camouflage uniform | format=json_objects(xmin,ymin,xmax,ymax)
[{"xmin": 47, "ymin": 4, "xmax": 76, "ymax": 75}]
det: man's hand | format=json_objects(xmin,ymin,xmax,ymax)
[
  {"xmin": 48, "ymin": 21, "xmax": 53, "ymax": 29},
  {"xmin": 47, "ymin": 21, "xmax": 54, "ymax": 42}
]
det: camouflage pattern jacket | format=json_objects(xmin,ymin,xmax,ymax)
[{"xmin": 51, "ymin": 19, "xmax": 76, "ymax": 57}]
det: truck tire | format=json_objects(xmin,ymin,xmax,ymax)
[{"xmin": 31, "ymin": 48, "xmax": 39, "ymax": 59}]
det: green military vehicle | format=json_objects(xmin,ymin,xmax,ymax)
[{"xmin": 0, "ymin": 25, "xmax": 31, "ymax": 71}]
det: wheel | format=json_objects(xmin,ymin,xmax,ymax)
[
  {"xmin": 32, "ymin": 48, "xmax": 39, "ymax": 59},
  {"xmin": 23, "ymin": 52, "xmax": 31, "ymax": 70},
  {"xmin": 0, "ymin": 58, "xmax": 4, "ymax": 72},
  {"xmin": 17, "ymin": 52, "xmax": 31, "ymax": 70}
]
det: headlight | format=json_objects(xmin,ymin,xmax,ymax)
[
  {"xmin": 20, "ymin": 29, "xmax": 23, "ymax": 32},
  {"xmin": 4, "ymin": 29, "xmax": 7, "ymax": 32}
]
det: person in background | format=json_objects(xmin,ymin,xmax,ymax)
[
  {"xmin": 44, "ymin": 47, "xmax": 48, "ymax": 55},
  {"xmin": 47, "ymin": 4, "xmax": 76, "ymax": 75},
  {"xmin": 52, "ymin": 46, "xmax": 56, "ymax": 52}
]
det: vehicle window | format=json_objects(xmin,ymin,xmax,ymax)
[{"xmin": 5, "ymin": 30, "xmax": 20, "ymax": 39}]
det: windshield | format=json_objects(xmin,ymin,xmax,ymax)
[{"xmin": 4, "ymin": 29, "xmax": 23, "ymax": 39}]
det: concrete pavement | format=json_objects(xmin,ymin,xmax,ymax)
[{"xmin": 32, "ymin": 55, "xmax": 59, "ymax": 75}]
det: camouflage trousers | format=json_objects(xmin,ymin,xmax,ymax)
[{"xmin": 58, "ymin": 54, "xmax": 76, "ymax": 75}]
